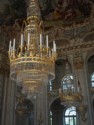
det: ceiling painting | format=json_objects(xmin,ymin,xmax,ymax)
[
  {"xmin": 39, "ymin": 0, "xmax": 94, "ymax": 27},
  {"xmin": 0, "ymin": 0, "xmax": 94, "ymax": 32}
]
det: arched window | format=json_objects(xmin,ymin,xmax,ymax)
[
  {"xmin": 61, "ymin": 74, "xmax": 74, "ymax": 91},
  {"xmin": 91, "ymin": 73, "xmax": 94, "ymax": 87},
  {"xmin": 49, "ymin": 81, "xmax": 52, "ymax": 91},
  {"xmin": 50, "ymin": 111, "xmax": 52, "ymax": 125},
  {"xmin": 64, "ymin": 106, "xmax": 77, "ymax": 125}
]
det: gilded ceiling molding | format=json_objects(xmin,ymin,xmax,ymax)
[
  {"xmin": 46, "ymin": 17, "xmax": 94, "ymax": 41},
  {"xmin": 57, "ymin": 42, "xmax": 94, "ymax": 60},
  {"xmin": 58, "ymin": 42, "xmax": 94, "ymax": 52}
]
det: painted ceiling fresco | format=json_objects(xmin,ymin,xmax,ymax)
[
  {"xmin": 0, "ymin": 0, "xmax": 94, "ymax": 27},
  {"xmin": 39, "ymin": 0, "xmax": 94, "ymax": 26}
]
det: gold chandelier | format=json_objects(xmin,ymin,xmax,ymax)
[
  {"xmin": 59, "ymin": 58, "xmax": 83, "ymax": 107},
  {"xmin": 8, "ymin": 0, "xmax": 57, "ymax": 92}
]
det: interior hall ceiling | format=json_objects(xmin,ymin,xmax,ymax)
[
  {"xmin": 40, "ymin": 0, "xmax": 93, "ymax": 20},
  {"xmin": 0, "ymin": 0, "xmax": 94, "ymax": 26},
  {"xmin": 0, "ymin": 0, "xmax": 94, "ymax": 46},
  {"xmin": 0, "ymin": 0, "xmax": 27, "ymax": 26}
]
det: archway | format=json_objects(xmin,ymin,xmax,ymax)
[{"xmin": 50, "ymin": 98, "xmax": 65, "ymax": 125}]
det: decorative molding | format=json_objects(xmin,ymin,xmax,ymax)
[
  {"xmin": 45, "ymin": 17, "xmax": 94, "ymax": 42},
  {"xmin": 57, "ymin": 43, "xmax": 94, "ymax": 58},
  {"xmin": 48, "ymin": 90, "xmax": 59, "ymax": 107},
  {"xmin": 77, "ymin": 104, "xmax": 88, "ymax": 122},
  {"xmin": 73, "ymin": 56, "xmax": 84, "ymax": 70}
]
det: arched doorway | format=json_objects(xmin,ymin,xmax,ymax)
[{"xmin": 50, "ymin": 98, "xmax": 64, "ymax": 125}]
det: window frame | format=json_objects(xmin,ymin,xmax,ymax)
[
  {"xmin": 91, "ymin": 73, "xmax": 94, "ymax": 87},
  {"xmin": 49, "ymin": 81, "xmax": 53, "ymax": 91},
  {"xmin": 63, "ymin": 106, "xmax": 77, "ymax": 125},
  {"xmin": 50, "ymin": 111, "xmax": 53, "ymax": 125},
  {"xmin": 61, "ymin": 74, "xmax": 74, "ymax": 91}
]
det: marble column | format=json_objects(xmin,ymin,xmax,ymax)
[
  {"xmin": 2, "ymin": 79, "xmax": 16, "ymax": 125},
  {"xmin": 83, "ymin": 53, "xmax": 93, "ymax": 125},
  {"xmin": 73, "ymin": 53, "xmax": 91, "ymax": 125},
  {"xmin": 1, "ymin": 73, "xmax": 8, "ymax": 125}
]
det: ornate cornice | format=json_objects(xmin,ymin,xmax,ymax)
[
  {"xmin": 57, "ymin": 42, "xmax": 94, "ymax": 57},
  {"xmin": 46, "ymin": 17, "xmax": 94, "ymax": 41}
]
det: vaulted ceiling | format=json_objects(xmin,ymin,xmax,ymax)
[
  {"xmin": 0, "ymin": 0, "xmax": 94, "ymax": 27},
  {"xmin": 0, "ymin": 0, "xmax": 94, "ymax": 47}
]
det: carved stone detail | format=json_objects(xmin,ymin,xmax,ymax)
[
  {"xmin": 73, "ymin": 56, "xmax": 84, "ymax": 70},
  {"xmin": 77, "ymin": 104, "xmax": 88, "ymax": 122},
  {"xmin": 48, "ymin": 90, "xmax": 59, "ymax": 106}
]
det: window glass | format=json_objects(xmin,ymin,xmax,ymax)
[
  {"xmin": 64, "ymin": 106, "xmax": 76, "ymax": 125},
  {"xmin": 61, "ymin": 74, "xmax": 74, "ymax": 90},
  {"xmin": 91, "ymin": 73, "xmax": 94, "ymax": 87},
  {"xmin": 50, "ymin": 111, "xmax": 52, "ymax": 125},
  {"xmin": 49, "ymin": 81, "xmax": 52, "ymax": 91}
]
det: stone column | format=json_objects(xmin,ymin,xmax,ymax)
[
  {"xmin": 83, "ymin": 52, "xmax": 93, "ymax": 125},
  {"xmin": 1, "ymin": 73, "xmax": 9, "ymax": 125},
  {"xmin": 73, "ymin": 53, "xmax": 89, "ymax": 125},
  {"xmin": 2, "ymin": 78, "xmax": 16, "ymax": 125}
]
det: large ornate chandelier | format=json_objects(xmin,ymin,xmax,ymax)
[{"xmin": 8, "ymin": 0, "xmax": 57, "ymax": 92}]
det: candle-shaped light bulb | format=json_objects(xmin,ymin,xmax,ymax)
[
  {"xmin": 13, "ymin": 39, "xmax": 15, "ymax": 51},
  {"xmin": 40, "ymin": 34, "xmax": 42, "ymax": 46},
  {"xmin": 53, "ymin": 41, "xmax": 55, "ymax": 52},
  {"xmin": 9, "ymin": 40, "xmax": 11, "ymax": 52},
  {"xmin": 46, "ymin": 35, "xmax": 48, "ymax": 48},
  {"xmin": 21, "ymin": 34, "xmax": 23, "ymax": 46},
  {"xmin": 28, "ymin": 33, "xmax": 30, "ymax": 45},
  {"xmin": 54, "ymin": 43, "xmax": 56, "ymax": 52}
]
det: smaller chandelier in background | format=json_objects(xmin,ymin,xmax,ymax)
[{"xmin": 59, "ymin": 58, "xmax": 83, "ymax": 107}]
